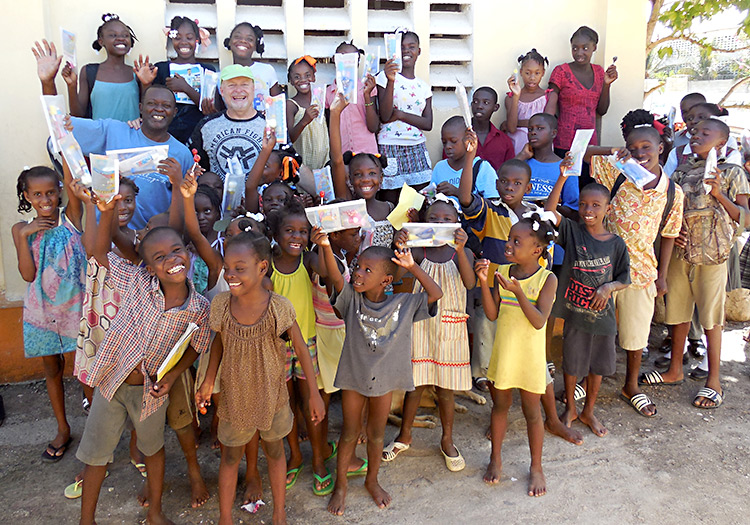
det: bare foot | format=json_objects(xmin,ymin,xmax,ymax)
[
  {"xmin": 146, "ymin": 510, "xmax": 175, "ymax": 524},
  {"xmin": 579, "ymin": 411, "xmax": 608, "ymax": 437},
  {"xmin": 137, "ymin": 482, "xmax": 149, "ymax": 507},
  {"xmin": 559, "ymin": 406, "xmax": 578, "ymax": 428},
  {"xmin": 357, "ymin": 431, "xmax": 367, "ymax": 445},
  {"xmin": 483, "ymin": 460, "xmax": 501, "ymax": 484},
  {"xmin": 485, "ymin": 425, "xmax": 491, "ymax": 441},
  {"xmin": 298, "ymin": 428, "xmax": 309, "ymax": 442},
  {"xmin": 327, "ymin": 486, "xmax": 347, "ymax": 516},
  {"xmin": 272, "ymin": 507, "xmax": 288, "ymax": 525},
  {"xmin": 528, "ymin": 467, "xmax": 546, "ymax": 497},
  {"xmin": 243, "ymin": 470, "xmax": 263, "ymax": 505},
  {"xmin": 189, "ymin": 476, "xmax": 210, "ymax": 508},
  {"xmin": 544, "ymin": 418, "xmax": 584, "ymax": 445},
  {"xmin": 365, "ymin": 479, "xmax": 392, "ymax": 509}
]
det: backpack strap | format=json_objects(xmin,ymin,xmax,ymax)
[
  {"xmin": 471, "ymin": 158, "xmax": 483, "ymax": 188},
  {"xmin": 609, "ymin": 173, "xmax": 626, "ymax": 201},
  {"xmin": 660, "ymin": 179, "xmax": 676, "ymax": 234},
  {"xmin": 84, "ymin": 63, "xmax": 100, "ymax": 119}
]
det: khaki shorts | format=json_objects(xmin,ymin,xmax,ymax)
[
  {"xmin": 217, "ymin": 404, "xmax": 294, "ymax": 448},
  {"xmin": 167, "ymin": 370, "xmax": 195, "ymax": 431},
  {"xmin": 666, "ymin": 257, "xmax": 727, "ymax": 330},
  {"xmin": 613, "ymin": 283, "xmax": 656, "ymax": 351},
  {"xmin": 76, "ymin": 384, "xmax": 168, "ymax": 466}
]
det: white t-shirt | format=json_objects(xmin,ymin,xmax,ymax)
[
  {"xmin": 249, "ymin": 61, "xmax": 279, "ymax": 111},
  {"xmin": 376, "ymin": 71, "xmax": 431, "ymax": 146}
]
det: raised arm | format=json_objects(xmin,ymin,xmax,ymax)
[
  {"xmin": 32, "ymin": 40, "xmax": 62, "ymax": 96},
  {"xmin": 162, "ymin": 158, "xmax": 186, "ymax": 233},
  {"xmin": 393, "ymin": 248, "xmax": 443, "ymax": 304},
  {"xmin": 596, "ymin": 64, "xmax": 617, "ymax": 116},
  {"xmin": 377, "ymin": 59, "xmax": 398, "ymax": 123},
  {"xmin": 244, "ymin": 128, "xmax": 276, "ymax": 213},
  {"xmin": 318, "ymin": 236, "xmax": 344, "ymax": 294},
  {"xmin": 505, "ymin": 75, "xmax": 521, "ymax": 134},
  {"xmin": 92, "ymin": 194, "xmax": 123, "ymax": 269},
  {"xmin": 363, "ymin": 74, "xmax": 380, "ymax": 134},
  {"xmin": 544, "ymin": 156, "xmax": 575, "ymax": 226},
  {"xmin": 458, "ymin": 129, "xmax": 479, "ymax": 208},
  {"xmin": 453, "ymin": 228, "xmax": 476, "ymax": 289},
  {"xmin": 329, "ymin": 93, "xmax": 354, "ymax": 200},
  {"xmin": 287, "ymin": 99, "xmax": 319, "ymax": 144},
  {"xmin": 181, "ymin": 169, "xmax": 223, "ymax": 290}
]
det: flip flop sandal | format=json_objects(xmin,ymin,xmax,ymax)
[
  {"xmin": 692, "ymin": 387, "xmax": 724, "ymax": 409},
  {"xmin": 689, "ymin": 367, "xmax": 709, "ymax": 381},
  {"xmin": 64, "ymin": 471, "xmax": 109, "ymax": 499},
  {"xmin": 561, "ymin": 382, "xmax": 586, "ymax": 404},
  {"xmin": 620, "ymin": 392, "xmax": 657, "ymax": 418},
  {"xmin": 382, "ymin": 441, "xmax": 410, "ymax": 462},
  {"xmin": 346, "ymin": 459, "xmax": 368, "ymax": 477},
  {"xmin": 81, "ymin": 397, "xmax": 91, "ymax": 415},
  {"xmin": 42, "ymin": 437, "xmax": 73, "ymax": 463},
  {"xmin": 687, "ymin": 339, "xmax": 706, "ymax": 359},
  {"xmin": 131, "ymin": 458, "xmax": 148, "ymax": 478},
  {"xmin": 312, "ymin": 467, "xmax": 334, "ymax": 496},
  {"xmin": 285, "ymin": 465, "xmax": 303, "ymax": 490},
  {"xmin": 325, "ymin": 440, "xmax": 338, "ymax": 462},
  {"xmin": 441, "ymin": 446, "xmax": 465, "ymax": 472},
  {"xmin": 473, "ymin": 377, "xmax": 490, "ymax": 392},
  {"xmin": 546, "ymin": 362, "xmax": 556, "ymax": 378},
  {"xmin": 638, "ymin": 371, "xmax": 685, "ymax": 386}
]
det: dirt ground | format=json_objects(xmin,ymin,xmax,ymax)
[{"xmin": 1, "ymin": 322, "xmax": 750, "ymax": 525}]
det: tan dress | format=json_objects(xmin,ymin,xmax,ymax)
[
  {"xmin": 291, "ymin": 99, "xmax": 329, "ymax": 170},
  {"xmin": 209, "ymin": 291, "xmax": 295, "ymax": 431}
]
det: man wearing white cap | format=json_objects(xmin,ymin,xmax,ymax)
[{"xmin": 190, "ymin": 64, "xmax": 267, "ymax": 180}]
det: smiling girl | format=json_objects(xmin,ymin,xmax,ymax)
[
  {"xmin": 286, "ymin": 56, "xmax": 329, "ymax": 170},
  {"xmin": 505, "ymin": 49, "xmax": 552, "ymax": 155}
]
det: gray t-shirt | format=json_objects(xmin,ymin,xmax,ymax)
[
  {"xmin": 332, "ymin": 283, "xmax": 436, "ymax": 396},
  {"xmin": 189, "ymin": 110, "xmax": 266, "ymax": 181},
  {"xmin": 552, "ymin": 217, "xmax": 630, "ymax": 335}
]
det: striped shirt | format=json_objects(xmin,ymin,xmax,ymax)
[{"xmin": 87, "ymin": 253, "xmax": 211, "ymax": 420}]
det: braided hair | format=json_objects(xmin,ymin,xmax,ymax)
[
  {"xmin": 169, "ymin": 16, "xmax": 200, "ymax": 39},
  {"xmin": 517, "ymin": 48, "xmax": 549, "ymax": 68},
  {"xmin": 16, "ymin": 166, "xmax": 61, "ymax": 213},
  {"xmin": 517, "ymin": 212, "xmax": 557, "ymax": 261},
  {"xmin": 224, "ymin": 22, "xmax": 265, "ymax": 55},
  {"xmin": 92, "ymin": 13, "xmax": 137, "ymax": 51}
]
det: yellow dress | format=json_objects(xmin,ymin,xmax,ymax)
[{"xmin": 487, "ymin": 264, "xmax": 552, "ymax": 395}]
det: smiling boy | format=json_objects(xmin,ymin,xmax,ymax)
[{"xmin": 76, "ymin": 198, "xmax": 211, "ymax": 525}]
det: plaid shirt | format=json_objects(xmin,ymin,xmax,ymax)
[{"xmin": 88, "ymin": 253, "xmax": 211, "ymax": 420}]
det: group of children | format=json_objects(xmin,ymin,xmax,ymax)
[{"xmin": 17, "ymin": 13, "xmax": 750, "ymax": 525}]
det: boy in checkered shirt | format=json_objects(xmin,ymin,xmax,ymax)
[{"xmin": 75, "ymin": 195, "xmax": 211, "ymax": 525}]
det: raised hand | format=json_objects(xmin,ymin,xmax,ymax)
[
  {"xmin": 310, "ymin": 226, "xmax": 330, "ymax": 247},
  {"xmin": 363, "ymin": 73, "xmax": 376, "ymax": 94},
  {"xmin": 304, "ymin": 104, "xmax": 320, "ymax": 123},
  {"xmin": 330, "ymin": 92, "xmax": 349, "ymax": 114},
  {"xmin": 392, "ymin": 246, "xmax": 416, "ymax": 270},
  {"xmin": 61, "ymin": 62, "xmax": 78, "ymax": 87},
  {"xmin": 133, "ymin": 55, "xmax": 157, "ymax": 85},
  {"xmin": 474, "ymin": 258, "xmax": 490, "ymax": 284},
  {"xmin": 158, "ymin": 158, "xmax": 183, "ymax": 185},
  {"xmin": 32, "ymin": 40, "xmax": 62, "ymax": 83},
  {"xmin": 464, "ymin": 128, "xmax": 478, "ymax": 155},
  {"xmin": 454, "ymin": 227, "xmax": 468, "ymax": 249},
  {"xmin": 393, "ymin": 228, "xmax": 409, "ymax": 249},
  {"xmin": 384, "ymin": 57, "xmax": 399, "ymax": 82},
  {"xmin": 180, "ymin": 170, "xmax": 198, "ymax": 199},
  {"xmin": 604, "ymin": 64, "xmax": 618, "ymax": 85},
  {"xmin": 507, "ymin": 74, "xmax": 521, "ymax": 97},
  {"xmin": 69, "ymin": 180, "xmax": 93, "ymax": 203},
  {"xmin": 93, "ymin": 192, "xmax": 122, "ymax": 213},
  {"xmin": 704, "ymin": 168, "xmax": 723, "ymax": 198}
]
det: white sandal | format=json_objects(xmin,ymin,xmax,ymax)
[
  {"xmin": 441, "ymin": 446, "xmax": 465, "ymax": 472},
  {"xmin": 382, "ymin": 441, "xmax": 410, "ymax": 462}
]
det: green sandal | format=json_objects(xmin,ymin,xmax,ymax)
[
  {"xmin": 346, "ymin": 459, "xmax": 368, "ymax": 478},
  {"xmin": 312, "ymin": 467, "xmax": 334, "ymax": 496},
  {"xmin": 325, "ymin": 440, "xmax": 338, "ymax": 462},
  {"xmin": 285, "ymin": 465, "xmax": 303, "ymax": 490}
]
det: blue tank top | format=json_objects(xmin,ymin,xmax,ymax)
[{"xmin": 91, "ymin": 76, "xmax": 140, "ymax": 122}]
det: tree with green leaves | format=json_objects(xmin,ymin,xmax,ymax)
[{"xmin": 646, "ymin": 0, "xmax": 750, "ymax": 106}]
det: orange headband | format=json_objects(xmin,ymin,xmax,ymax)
[{"xmin": 293, "ymin": 55, "xmax": 317, "ymax": 71}]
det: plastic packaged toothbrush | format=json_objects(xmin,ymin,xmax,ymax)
[
  {"xmin": 311, "ymin": 82, "xmax": 327, "ymax": 123},
  {"xmin": 402, "ymin": 222, "xmax": 461, "ymax": 248},
  {"xmin": 59, "ymin": 133, "xmax": 92, "ymax": 186},
  {"xmin": 169, "ymin": 63, "xmax": 203, "ymax": 105},
  {"xmin": 363, "ymin": 47, "xmax": 380, "ymax": 79},
  {"xmin": 264, "ymin": 94, "xmax": 288, "ymax": 144},
  {"xmin": 704, "ymin": 147, "xmax": 718, "ymax": 195},
  {"xmin": 90, "ymin": 154, "xmax": 119, "ymax": 203},
  {"xmin": 667, "ymin": 106, "xmax": 677, "ymax": 132},
  {"xmin": 513, "ymin": 68, "xmax": 519, "ymax": 85},
  {"xmin": 61, "ymin": 28, "xmax": 76, "ymax": 68},
  {"xmin": 313, "ymin": 166, "xmax": 335, "ymax": 203},
  {"xmin": 566, "ymin": 129, "xmax": 595, "ymax": 176},
  {"xmin": 455, "ymin": 81, "xmax": 472, "ymax": 129},
  {"xmin": 606, "ymin": 155, "xmax": 657, "ymax": 190},
  {"xmin": 200, "ymin": 69, "xmax": 219, "ymax": 107},
  {"xmin": 107, "ymin": 145, "xmax": 169, "ymax": 175},
  {"xmin": 384, "ymin": 32, "xmax": 402, "ymax": 71},
  {"xmin": 305, "ymin": 199, "xmax": 370, "ymax": 233},
  {"xmin": 40, "ymin": 94, "xmax": 68, "ymax": 152},
  {"xmin": 222, "ymin": 154, "xmax": 245, "ymax": 213},
  {"xmin": 335, "ymin": 53, "xmax": 359, "ymax": 104}
]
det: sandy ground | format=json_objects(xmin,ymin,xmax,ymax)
[{"xmin": 1, "ymin": 322, "xmax": 750, "ymax": 525}]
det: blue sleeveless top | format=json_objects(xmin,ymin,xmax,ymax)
[{"xmin": 91, "ymin": 76, "xmax": 140, "ymax": 122}]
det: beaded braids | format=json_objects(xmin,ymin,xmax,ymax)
[
  {"xmin": 517, "ymin": 212, "xmax": 557, "ymax": 261},
  {"xmin": 517, "ymin": 48, "xmax": 549, "ymax": 68},
  {"xmin": 16, "ymin": 166, "xmax": 61, "ymax": 214},
  {"xmin": 169, "ymin": 16, "xmax": 200, "ymax": 37},
  {"xmin": 92, "ymin": 13, "xmax": 137, "ymax": 51},
  {"xmin": 224, "ymin": 22, "xmax": 265, "ymax": 55}
]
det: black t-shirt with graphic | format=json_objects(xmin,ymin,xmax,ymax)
[{"xmin": 552, "ymin": 217, "xmax": 630, "ymax": 335}]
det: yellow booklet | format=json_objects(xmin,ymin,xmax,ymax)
[{"xmin": 157, "ymin": 323, "xmax": 199, "ymax": 382}]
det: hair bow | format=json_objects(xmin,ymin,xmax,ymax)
[
  {"xmin": 245, "ymin": 211, "xmax": 265, "ymax": 223},
  {"xmin": 196, "ymin": 22, "xmax": 212, "ymax": 48},
  {"xmin": 432, "ymin": 192, "xmax": 461, "ymax": 213},
  {"xmin": 293, "ymin": 55, "xmax": 317, "ymax": 71},
  {"xmin": 522, "ymin": 209, "xmax": 557, "ymax": 225}
]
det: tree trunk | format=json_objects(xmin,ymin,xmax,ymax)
[
  {"xmin": 646, "ymin": 0, "xmax": 664, "ymax": 48},
  {"xmin": 718, "ymin": 76, "xmax": 750, "ymax": 106}
]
